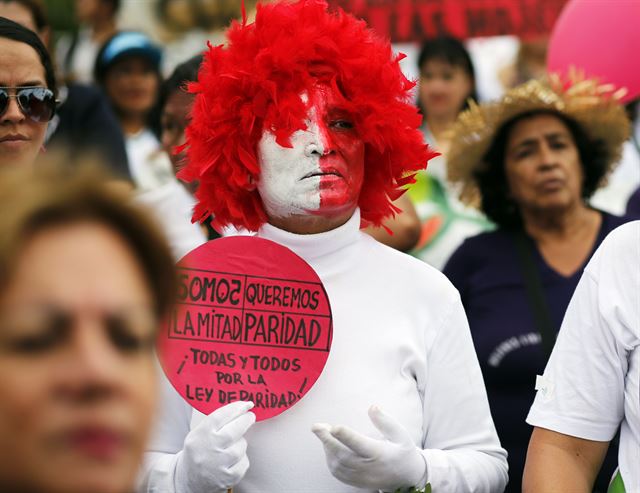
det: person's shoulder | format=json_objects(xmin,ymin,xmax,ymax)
[
  {"xmin": 65, "ymin": 83, "xmax": 106, "ymax": 104},
  {"xmin": 600, "ymin": 220, "xmax": 640, "ymax": 251},
  {"xmin": 444, "ymin": 227, "xmax": 510, "ymax": 269},
  {"xmin": 600, "ymin": 210, "xmax": 636, "ymax": 231},
  {"xmin": 361, "ymin": 233, "xmax": 459, "ymax": 295},
  {"xmin": 60, "ymin": 83, "xmax": 111, "ymax": 120},
  {"xmin": 462, "ymin": 228, "xmax": 508, "ymax": 250},
  {"xmin": 588, "ymin": 220, "xmax": 640, "ymax": 277}
]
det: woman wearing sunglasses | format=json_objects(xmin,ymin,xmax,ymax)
[{"xmin": 0, "ymin": 16, "xmax": 56, "ymax": 168}]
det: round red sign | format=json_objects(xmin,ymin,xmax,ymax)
[{"xmin": 157, "ymin": 236, "xmax": 333, "ymax": 421}]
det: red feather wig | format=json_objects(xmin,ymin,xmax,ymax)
[{"xmin": 180, "ymin": 0, "xmax": 436, "ymax": 231}]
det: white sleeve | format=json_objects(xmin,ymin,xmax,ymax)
[
  {"xmin": 138, "ymin": 370, "xmax": 193, "ymax": 493},
  {"xmin": 421, "ymin": 293, "xmax": 509, "ymax": 493},
  {"xmin": 134, "ymin": 182, "xmax": 207, "ymax": 262},
  {"xmin": 526, "ymin": 240, "xmax": 634, "ymax": 441}
]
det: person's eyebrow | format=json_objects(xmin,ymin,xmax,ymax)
[
  {"xmin": 327, "ymin": 104, "xmax": 352, "ymax": 115},
  {"xmin": 0, "ymin": 80, "xmax": 48, "ymax": 88},
  {"xmin": 545, "ymin": 131, "xmax": 570, "ymax": 141},
  {"xmin": 509, "ymin": 131, "xmax": 570, "ymax": 153},
  {"xmin": 19, "ymin": 80, "xmax": 47, "ymax": 87},
  {"xmin": 509, "ymin": 138, "xmax": 538, "ymax": 152}
]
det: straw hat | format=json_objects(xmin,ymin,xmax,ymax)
[{"xmin": 447, "ymin": 75, "xmax": 630, "ymax": 207}]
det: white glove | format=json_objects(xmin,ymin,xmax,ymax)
[
  {"xmin": 312, "ymin": 405, "xmax": 427, "ymax": 492},
  {"xmin": 175, "ymin": 400, "xmax": 256, "ymax": 493}
]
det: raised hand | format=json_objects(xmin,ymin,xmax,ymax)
[{"xmin": 312, "ymin": 405, "xmax": 427, "ymax": 492}]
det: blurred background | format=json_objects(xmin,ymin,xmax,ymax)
[{"xmin": 42, "ymin": 0, "xmax": 563, "ymax": 102}]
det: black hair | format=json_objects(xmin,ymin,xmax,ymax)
[
  {"xmin": 416, "ymin": 36, "xmax": 477, "ymax": 115},
  {"xmin": 0, "ymin": 16, "xmax": 56, "ymax": 96},
  {"xmin": 474, "ymin": 110, "xmax": 610, "ymax": 229},
  {"xmin": 0, "ymin": 0, "xmax": 47, "ymax": 31},
  {"xmin": 103, "ymin": 0, "xmax": 121, "ymax": 14},
  {"xmin": 160, "ymin": 54, "xmax": 202, "ymax": 110},
  {"xmin": 149, "ymin": 54, "xmax": 202, "ymax": 143}
]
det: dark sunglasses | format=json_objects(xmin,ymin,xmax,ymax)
[{"xmin": 0, "ymin": 86, "xmax": 57, "ymax": 123}]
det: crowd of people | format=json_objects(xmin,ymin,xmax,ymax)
[{"xmin": 0, "ymin": 0, "xmax": 638, "ymax": 492}]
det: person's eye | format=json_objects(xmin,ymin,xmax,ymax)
[
  {"xmin": 2, "ymin": 312, "xmax": 69, "ymax": 354},
  {"xmin": 106, "ymin": 312, "xmax": 156, "ymax": 353},
  {"xmin": 551, "ymin": 140, "xmax": 568, "ymax": 149},
  {"xmin": 10, "ymin": 333, "xmax": 60, "ymax": 353},
  {"xmin": 513, "ymin": 148, "xmax": 533, "ymax": 160},
  {"xmin": 331, "ymin": 119, "xmax": 354, "ymax": 130}
]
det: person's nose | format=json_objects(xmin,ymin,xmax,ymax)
[
  {"xmin": 537, "ymin": 142, "xmax": 559, "ymax": 170},
  {"xmin": 57, "ymin": 318, "xmax": 123, "ymax": 402},
  {"xmin": 2, "ymin": 96, "xmax": 25, "ymax": 124},
  {"xmin": 303, "ymin": 118, "xmax": 334, "ymax": 158}
]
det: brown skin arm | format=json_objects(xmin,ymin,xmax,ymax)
[
  {"xmin": 523, "ymin": 427, "xmax": 610, "ymax": 493},
  {"xmin": 364, "ymin": 194, "xmax": 421, "ymax": 252}
]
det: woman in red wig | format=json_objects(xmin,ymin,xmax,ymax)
[{"xmin": 141, "ymin": 2, "xmax": 508, "ymax": 492}]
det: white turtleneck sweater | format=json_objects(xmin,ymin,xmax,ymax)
[{"xmin": 141, "ymin": 210, "xmax": 508, "ymax": 493}]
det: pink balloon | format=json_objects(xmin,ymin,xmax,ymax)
[{"xmin": 548, "ymin": 0, "xmax": 640, "ymax": 103}]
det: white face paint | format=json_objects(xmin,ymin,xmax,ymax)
[
  {"xmin": 257, "ymin": 114, "xmax": 326, "ymax": 218},
  {"xmin": 257, "ymin": 86, "xmax": 365, "ymax": 230}
]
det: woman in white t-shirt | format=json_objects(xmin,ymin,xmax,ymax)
[{"xmin": 524, "ymin": 221, "xmax": 640, "ymax": 492}]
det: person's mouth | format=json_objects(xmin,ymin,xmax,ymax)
[
  {"xmin": 64, "ymin": 426, "xmax": 129, "ymax": 461},
  {"xmin": 427, "ymin": 94, "xmax": 447, "ymax": 103},
  {"xmin": 0, "ymin": 133, "xmax": 29, "ymax": 143},
  {"xmin": 538, "ymin": 177, "xmax": 565, "ymax": 191},
  {"xmin": 302, "ymin": 168, "xmax": 343, "ymax": 180}
]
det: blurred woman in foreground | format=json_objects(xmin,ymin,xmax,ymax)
[{"xmin": 0, "ymin": 162, "xmax": 176, "ymax": 493}]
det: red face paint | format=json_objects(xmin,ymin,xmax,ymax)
[
  {"xmin": 309, "ymin": 85, "xmax": 365, "ymax": 217},
  {"xmin": 257, "ymin": 84, "xmax": 365, "ymax": 232}
]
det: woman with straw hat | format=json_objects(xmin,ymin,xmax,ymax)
[{"xmin": 442, "ymin": 76, "xmax": 633, "ymax": 492}]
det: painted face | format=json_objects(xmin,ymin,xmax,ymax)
[
  {"xmin": 504, "ymin": 113, "xmax": 584, "ymax": 215},
  {"xmin": 419, "ymin": 58, "xmax": 472, "ymax": 120},
  {"xmin": 257, "ymin": 85, "xmax": 365, "ymax": 232},
  {"xmin": 0, "ymin": 222, "xmax": 158, "ymax": 493},
  {"xmin": 0, "ymin": 37, "xmax": 49, "ymax": 168}
]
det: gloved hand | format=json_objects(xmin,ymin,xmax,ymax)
[
  {"xmin": 312, "ymin": 405, "xmax": 427, "ymax": 492},
  {"xmin": 175, "ymin": 400, "xmax": 256, "ymax": 493}
]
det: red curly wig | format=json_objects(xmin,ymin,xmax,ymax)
[{"xmin": 180, "ymin": 0, "xmax": 436, "ymax": 231}]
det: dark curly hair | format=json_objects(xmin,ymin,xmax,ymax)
[{"xmin": 474, "ymin": 110, "xmax": 610, "ymax": 229}]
